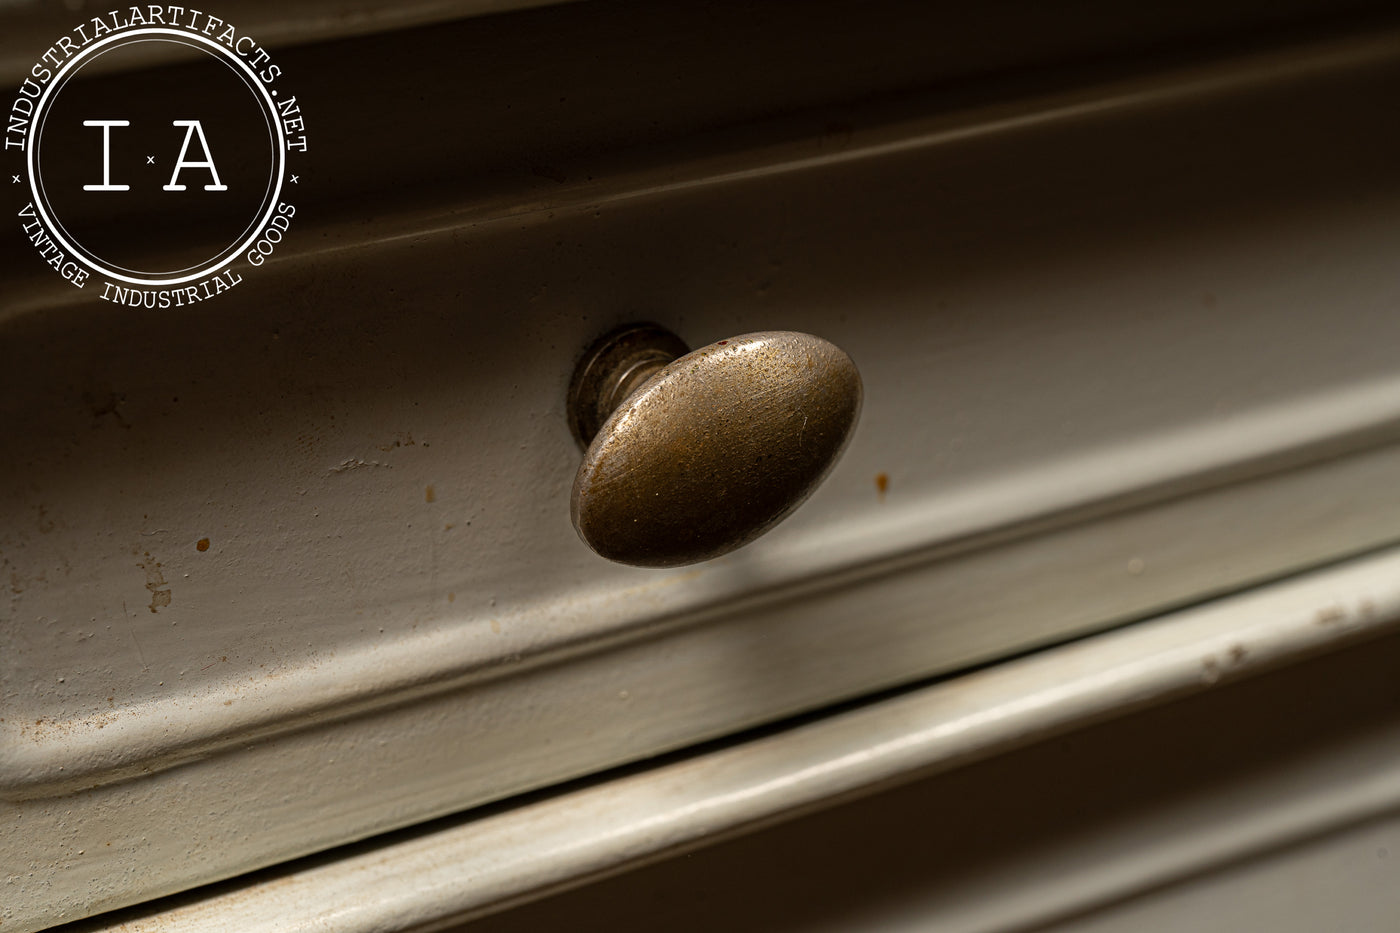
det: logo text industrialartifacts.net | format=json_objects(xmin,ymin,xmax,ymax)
[{"xmin": 7, "ymin": 6, "xmax": 308, "ymax": 306}]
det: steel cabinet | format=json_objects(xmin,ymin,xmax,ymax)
[{"xmin": 4, "ymin": 2, "xmax": 1400, "ymax": 929}]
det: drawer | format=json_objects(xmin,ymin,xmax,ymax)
[{"xmin": 6, "ymin": 2, "xmax": 1400, "ymax": 928}]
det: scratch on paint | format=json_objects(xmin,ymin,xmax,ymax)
[
  {"xmin": 123, "ymin": 601, "xmax": 149, "ymax": 672},
  {"xmin": 330, "ymin": 458, "xmax": 392, "ymax": 474}
]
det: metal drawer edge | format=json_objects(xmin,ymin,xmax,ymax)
[{"xmin": 60, "ymin": 544, "xmax": 1400, "ymax": 933}]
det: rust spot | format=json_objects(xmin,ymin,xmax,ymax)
[
  {"xmin": 490, "ymin": 619, "xmax": 501, "ymax": 633},
  {"xmin": 1229, "ymin": 644, "xmax": 1248, "ymax": 665},
  {"xmin": 875, "ymin": 473, "xmax": 889, "ymax": 500},
  {"xmin": 1201, "ymin": 655, "xmax": 1221, "ymax": 684},
  {"xmin": 1315, "ymin": 606, "xmax": 1346, "ymax": 627},
  {"xmin": 447, "ymin": 592, "xmax": 455, "ymax": 602},
  {"xmin": 196, "ymin": 538, "xmax": 210, "ymax": 552},
  {"xmin": 425, "ymin": 485, "xmax": 436, "ymax": 503}
]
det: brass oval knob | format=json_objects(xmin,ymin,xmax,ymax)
[{"xmin": 568, "ymin": 324, "xmax": 862, "ymax": 567}]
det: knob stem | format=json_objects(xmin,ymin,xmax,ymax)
[{"xmin": 568, "ymin": 324, "xmax": 690, "ymax": 448}]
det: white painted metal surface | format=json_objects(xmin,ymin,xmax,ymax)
[
  {"xmin": 7, "ymin": 16, "xmax": 1400, "ymax": 931},
  {"xmin": 70, "ymin": 545, "xmax": 1400, "ymax": 932}
]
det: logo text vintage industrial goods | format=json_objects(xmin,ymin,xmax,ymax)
[{"xmin": 7, "ymin": 6, "xmax": 308, "ymax": 306}]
